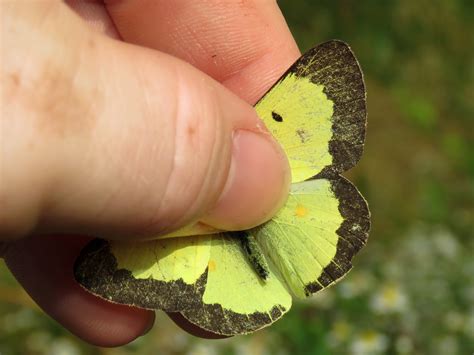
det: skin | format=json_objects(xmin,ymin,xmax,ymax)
[{"xmin": 1, "ymin": 0, "xmax": 300, "ymax": 346}]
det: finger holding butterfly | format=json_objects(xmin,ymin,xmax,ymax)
[
  {"xmin": 2, "ymin": 0, "xmax": 300, "ymax": 346},
  {"xmin": 75, "ymin": 40, "xmax": 370, "ymax": 337},
  {"xmin": 68, "ymin": 0, "xmax": 301, "ymax": 104}
]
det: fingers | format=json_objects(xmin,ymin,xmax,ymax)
[
  {"xmin": 64, "ymin": 0, "xmax": 120, "ymax": 38},
  {"xmin": 4, "ymin": 234, "xmax": 227, "ymax": 342},
  {"xmin": 3, "ymin": 235, "xmax": 155, "ymax": 347},
  {"xmin": 103, "ymin": 0, "xmax": 300, "ymax": 103},
  {"xmin": 2, "ymin": 2, "xmax": 291, "ymax": 240}
]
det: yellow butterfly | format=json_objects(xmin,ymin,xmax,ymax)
[{"xmin": 75, "ymin": 40, "xmax": 370, "ymax": 336}]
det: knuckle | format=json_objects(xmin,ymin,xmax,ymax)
[{"xmin": 137, "ymin": 69, "xmax": 231, "ymax": 235}]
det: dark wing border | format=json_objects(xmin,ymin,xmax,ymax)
[
  {"xmin": 305, "ymin": 175, "xmax": 370, "ymax": 294},
  {"xmin": 73, "ymin": 239, "xmax": 207, "ymax": 311}
]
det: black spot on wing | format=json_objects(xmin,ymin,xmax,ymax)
[
  {"xmin": 271, "ymin": 111, "xmax": 283, "ymax": 122},
  {"xmin": 74, "ymin": 239, "xmax": 207, "ymax": 311}
]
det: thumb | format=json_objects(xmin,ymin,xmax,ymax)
[{"xmin": 1, "ymin": 2, "xmax": 291, "ymax": 241}]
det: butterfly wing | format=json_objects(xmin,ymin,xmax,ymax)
[
  {"xmin": 74, "ymin": 236, "xmax": 211, "ymax": 311},
  {"xmin": 252, "ymin": 177, "xmax": 369, "ymax": 299},
  {"xmin": 256, "ymin": 40, "xmax": 366, "ymax": 182},
  {"xmin": 179, "ymin": 234, "xmax": 292, "ymax": 335},
  {"xmin": 74, "ymin": 234, "xmax": 292, "ymax": 336},
  {"xmin": 179, "ymin": 176, "xmax": 369, "ymax": 334}
]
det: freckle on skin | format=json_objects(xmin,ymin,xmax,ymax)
[
  {"xmin": 87, "ymin": 37, "xmax": 95, "ymax": 49},
  {"xmin": 24, "ymin": 60, "xmax": 101, "ymax": 139},
  {"xmin": 2, "ymin": 72, "xmax": 22, "ymax": 100},
  {"xmin": 186, "ymin": 125, "xmax": 199, "ymax": 148},
  {"xmin": 9, "ymin": 72, "xmax": 20, "ymax": 87},
  {"xmin": 187, "ymin": 125, "xmax": 196, "ymax": 136}
]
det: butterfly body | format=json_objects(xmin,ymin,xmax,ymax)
[{"xmin": 237, "ymin": 231, "xmax": 270, "ymax": 281}]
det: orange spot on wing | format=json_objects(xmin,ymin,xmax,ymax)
[
  {"xmin": 208, "ymin": 260, "xmax": 216, "ymax": 272},
  {"xmin": 295, "ymin": 204, "xmax": 308, "ymax": 217}
]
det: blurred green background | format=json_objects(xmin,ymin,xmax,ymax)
[{"xmin": 1, "ymin": 1, "xmax": 473, "ymax": 354}]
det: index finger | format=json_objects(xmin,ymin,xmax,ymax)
[{"xmin": 104, "ymin": 0, "xmax": 300, "ymax": 103}]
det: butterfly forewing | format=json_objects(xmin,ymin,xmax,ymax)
[{"xmin": 255, "ymin": 40, "xmax": 367, "ymax": 182}]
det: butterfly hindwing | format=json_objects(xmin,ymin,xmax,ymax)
[
  {"xmin": 256, "ymin": 40, "xmax": 366, "ymax": 182},
  {"xmin": 252, "ymin": 176, "xmax": 369, "ymax": 298},
  {"xmin": 74, "ymin": 236, "xmax": 211, "ymax": 311},
  {"xmin": 74, "ymin": 234, "xmax": 292, "ymax": 336},
  {"xmin": 180, "ymin": 234, "xmax": 292, "ymax": 335},
  {"xmin": 180, "ymin": 175, "xmax": 369, "ymax": 335}
]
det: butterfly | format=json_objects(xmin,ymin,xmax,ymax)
[{"xmin": 74, "ymin": 40, "xmax": 370, "ymax": 336}]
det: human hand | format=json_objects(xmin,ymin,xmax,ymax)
[{"xmin": 1, "ymin": 0, "xmax": 299, "ymax": 346}]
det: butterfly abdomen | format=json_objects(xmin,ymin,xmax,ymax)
[{"xmin": 235, "ymin": 231, "xmax": 270, "ymax": 281}]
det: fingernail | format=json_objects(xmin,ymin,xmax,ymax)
[{"xmin": 203, "ymin": 130, "xmax": 291, "ymax": 230}]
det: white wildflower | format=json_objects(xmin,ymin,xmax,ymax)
[
  {"xmin": 350, "ymin": 330, "xmax": 388, "ymax": 355},
  {"xmin": 50, "ymin": 338, "xmax": 80, "ymax": 355},
  {"xmin": 432, "ymin": 228, "xmax": 459, "ymax": 259},
  {"xmin": 187, "ymin": 343, "xmax": 219, "ymax": 355},
  {"xmin": 370, "ymin": 283, "xmax": 408, "ymax": 314},
  {"xmin": 327, "ymin": 320, "xmax": 352, "ymax": 347},
  {"xmin": 338, "ymin": 271, "xmax": 375, "ymax": 299}
]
